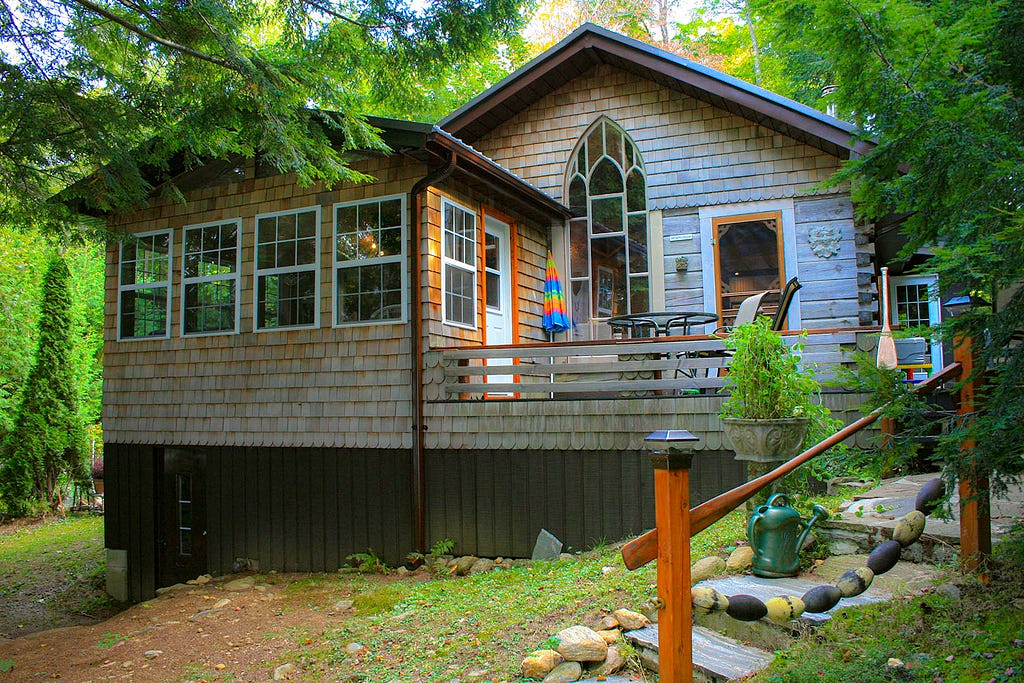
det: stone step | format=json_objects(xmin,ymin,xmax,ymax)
[
  {"xmin": 691, "ymin": 573, "xmax": 889, "ymax": 651},
  {"xmin": 624, "ymin": 624, "xmax": 773, "ymax": 683}
]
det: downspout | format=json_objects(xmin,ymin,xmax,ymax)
[{"xmin": 409, "ymin": 151, "xmax": 457, "ymax": 552}]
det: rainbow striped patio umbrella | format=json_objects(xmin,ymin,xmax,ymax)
[{"xmin": 543, "ymin": 251, "xmax": 571, "ymax": 333}]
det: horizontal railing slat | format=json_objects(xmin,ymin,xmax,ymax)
[{"xmin": 446, "ymin": 377, "xmax": 729, "ymax": 394}]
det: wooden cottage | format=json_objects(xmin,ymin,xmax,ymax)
[{"xmin": 101, "ymin": 24, "xmax": 936, "ymax": 601}]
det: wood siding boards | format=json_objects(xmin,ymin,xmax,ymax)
[
  {"xmin": 104, "ymin": 156, "xmax": 424, "ymax": 449},
  {"xmin": 468, "ymin": 63, "xmax": 844, "ymax": 212},
  {"xmin": 105, "ymin": 444, "xmax": 415, "ymax": 601},
  {"xmin": 424, "ymin": 449, "xmax": 744, "ymax": 557},
  {"xmin": 663, "ymin": 194, "xmax": 873, "ymax": 328}
]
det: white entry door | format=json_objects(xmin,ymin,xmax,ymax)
[{"xmin": 484, "ymin": 216, "xmax": 513, "ymax": 391}]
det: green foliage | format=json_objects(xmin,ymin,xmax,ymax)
[
  {"xmin": 720, "ymin": 317, "xmax": 823, "ymax": 420},
  {"xmin": 1, "ymin": 0, "xmax": 527, "ymax": 235},
  {"xmin": 0, "ymin": 229, "xmax": 104, "ymax": 436},
  {"xmin": 775, "ymin": 0, "xmax": 1024, "ymax": 491},
  {"xmin": 429, "ymin": 537, "xmax": 457, "ymax": 557},
  {"xmin": 0, "ymin": 254, "xmax": 89, "ymax": 517},
  {"xmin": 345, "ymin": 549, "xmax": 388, "ymax": 574}
]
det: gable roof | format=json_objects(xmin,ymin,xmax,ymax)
[{"xmin": 440, "ymin": 23, "xmax": 869, "ymax": 160}]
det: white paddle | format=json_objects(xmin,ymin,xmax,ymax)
[{"xmin": 877, "ymin": 266, "xmax": 898, "ymax": 369}]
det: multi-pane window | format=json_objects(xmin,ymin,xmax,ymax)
[
  {"xmin": 255, "ymin": 207, "xmax": 319, "ymax": 330},
  {"xmin": 177, "ymin": 474, "xmax": 192, "ymax": 557},
  {"xmin": 334, "ymin": 196, "xmax": 406, "ymax": 325},
  {"xmin": 442, "ymin": 199, "xmax": 477, "ymax": 328},
  {"xmin": 182, "ymin": 220, "xmax": 240, "ymax": 335},
  {"xmin": 566, "ymin": 118, "xmax": 649, "ymax": 332},
  {"xmin": 118, "ymin": 230, "xmax": 172, "ymax": 340}
]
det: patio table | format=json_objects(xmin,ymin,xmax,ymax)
[{"xmin": 607, "ymin": 311, "xmax": 719, "ymax": 338}]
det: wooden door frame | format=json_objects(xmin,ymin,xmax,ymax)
[{"xmin": 711, "ymin": 210, "xmax": 785, "ymax": 325}]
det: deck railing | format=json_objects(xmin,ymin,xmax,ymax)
[{"xmin": 432, "ymin": 329, "xmax": 864, "ymax": 399}]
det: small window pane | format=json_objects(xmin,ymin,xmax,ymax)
[
  {"xmin": 628, "ymin": 214, "xmax": 649, "ymax": 273},
  {"xmin": 590, "ymin": 158, "xmax": 623, "ymax": 195},
  {"xmin": 626, "ymin": 170, "xmax": 646, "ymax": 212},
  {"xmin": 569, "ymin": 219, "xmax": 588, "ymax": 278},
  {"xmin": 592, "ymin": 235, "xmax": 627, "ymax": 317},
  {"xmin": 630, "ymin": 275, "xmax": 650, "ymax": 314},
  {"xmin": 587, "ymin": 125, "xmax": 604, "ymax": 171},
  {"xmin": 591, "ymin": 197, "xmax": 623, "ymax": 234},
  {"xmin": 605, "ymin": 127, "xmax": 623, "ymax": 168}
]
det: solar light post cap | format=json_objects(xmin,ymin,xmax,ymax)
[{"xmin": 645, "ymin": 429, "xmax": 699, "ymax": 470}]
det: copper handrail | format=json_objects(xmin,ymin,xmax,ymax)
[{"xmin": 621, "ymin": 361, "xmax": 964, "ymax": 570}]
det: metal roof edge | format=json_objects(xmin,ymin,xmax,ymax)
[{"xmin": 440, "ymin": 23, "xmax": 862, "ymax": 145}]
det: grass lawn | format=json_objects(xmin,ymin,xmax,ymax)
[
  {"xmin": 2, "ymin": 508, "xmax": 1022, "ymax": 683},
  {"xmin": 0, "ymin": 513, "xmax": 116, "ymax": 637}
]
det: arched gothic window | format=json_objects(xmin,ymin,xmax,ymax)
[{"xmin": 565, "ymin": 118, "xmax": 649, "ymax": 331}]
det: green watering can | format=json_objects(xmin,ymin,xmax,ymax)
[{"xmin": 747, "ymin": 493, "xmax": 829, "ymax": 578}]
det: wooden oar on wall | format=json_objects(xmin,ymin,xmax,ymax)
[{"xmin": 877, "ymin": 266, "xmax": 898, "ymax": 369}]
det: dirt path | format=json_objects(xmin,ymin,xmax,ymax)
[{"xmin": 0, "ymin": 573, "xmax": 381, "ymax": 682}]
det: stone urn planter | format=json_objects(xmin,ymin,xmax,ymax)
[{"xmin": 721, "ymin": 417, "xmax": 810, "ymax": 464}]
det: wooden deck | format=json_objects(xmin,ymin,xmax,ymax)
[{"xmin": 421, "ymin": 328, "xmax": 881, "ymax": 452}]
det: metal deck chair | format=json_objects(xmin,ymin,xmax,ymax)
[
  {"xmin": 771, "ymin": 277, "xmax": 802, "ymax": 331},
  {"xmin": 675, "ymin": 290, "xmax": 770, "ymax": 386}
]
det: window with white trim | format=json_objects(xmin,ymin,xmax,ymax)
[
  {"xmin": 442, "ymin": 199, "xmax": 477, "ymax": 328},
  {"xmin": 118, "ymin": 230, "xmax": 172, "ymax": 340},
  {"xmin": 255, "ymin": 206, "xmax": 319, "ymax": 330},
  {"xmin": 182, "ymin": 220, "xmax": 240, "ymax": 335},
  {"xmin": 334, "ymin": 196, "xmax": 406, "ymax": 325},
  {"xmin": 565, "ymin": 117, "xmax": 649, "ymax": 331}
]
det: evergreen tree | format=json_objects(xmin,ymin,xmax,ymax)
[{"xmin": 0, "ymin": 254, "xmax": 88, "ymax": 517}]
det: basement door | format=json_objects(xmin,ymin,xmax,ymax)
[
  {"xmin": 484, "ymin": 215, "xmax": 514, "ymax": 393},
  {"xmin": 158, "ymin": 449, "xmax": 207, "ymax": 586}
]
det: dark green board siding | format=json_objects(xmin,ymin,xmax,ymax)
[
  {"xmin": 423, "ymin": 450, "xmax": 746, "ymax": 558},
  {"xmin": 104, "ymin": 445, "xmax": 414, "ymax": 602}
]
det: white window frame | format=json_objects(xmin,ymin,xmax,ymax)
[
  {"xmin": 180, "ymin": 218, "xmax": 242, "ymax": 337},
  {"xmin": 441, "ymin": 198, "xmax": 478, "ymax": 330},
  {"xmin": 117, "ymin": 229, "xmax": 173, "ymax": 341},
  {"xmin": 332, "ymin": 194, "xmax": 408, "ymax": 327},
  {"xmin": 563, "ymin": 116, "xmax": 652, "ymax": 339},
  {"xmin": 890, "ymin": 273, "xmax": 944, "ymax": 372},
  {"xmin": 698, "ymin": 199, "xmax": 801, "ymax": 331},
  {"xmin": 254, "ymin": 205, "xmax": 321, "ymax": 332}
]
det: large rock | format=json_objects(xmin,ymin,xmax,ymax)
[
  {"xmin": 543, "ymin": 661, "xmax": 582, "ymax": 682},
  {"xmin": 596, "ymin": 628, "xmax": 620, "ymax": 644},
  {"xmin": 594, "ymin": 615, "xmax": 619, "ymax": 630},
  {"xmin": 273, "ymin": 663, "xmax": 299, "ymax": 680},
  {"xmin": 453, "ymin": 556, "xmax": 479, "ymax": 576},
  {"xmin": 468, "ymin": 558, "xmax": 496, "ymax": 575},
  {"xmin": 521, "ymin": 650, "xmax": 564, "ymax": 680},
  {"xmin": 224, "ymin": 576, "xmax": 255, "ymax": 591},
  {"xmin": 555, "ymin": 626, "xmax": 608, "ymax": 662},
  {"xmin": 588, "ymin": 646, "xmax": 625, "ymax": 677},
  {"xmin": 726, "ymin": 546, "xmax": 754, "ymax": 573},
  {"xmin": 611, "ymin": 608, "xmax": 650, "ymax": 631},
  {"xmin": 691, "ymin": 556, "xmax": 726, "ymax": 583}
]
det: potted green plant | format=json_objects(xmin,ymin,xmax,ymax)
[
  {"xmin": 91, "ymin": 458, "xmax": 104, "ymax": 494},
  {"xmin": 719, "ymin": 317, "xmax": 820, "ymax": 465}
]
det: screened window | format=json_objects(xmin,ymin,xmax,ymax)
[
  {"xmin": 442, "ymin": 199, "xmax": 477, "ymax": 328},
  {"xmin": 255, "ymin": 207, "xmax": 319, "ymax": 330},
  {"xmin": 118, "ymin": 230, "xmax": 172, "ymax": 340},
  {"xmin": 565, "ymin": 118, "xmax": 649, "ymax": 331},
  {"xmin": 182, "ymin": 220, "xmax": 240, "ymax": 335},
  {"xmin": 334, "ymin": 195, "xmax": 406, "ymax": 325}
]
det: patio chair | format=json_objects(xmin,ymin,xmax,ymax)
[
  {"xmin": 771, "ymin": 277, "xmax": 802, "ymax": 331},
  {"xmin": 675, "ymin": 290, "xmax": 770, "ymax": 385}
]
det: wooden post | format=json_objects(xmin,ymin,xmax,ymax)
[
  {"xmin": 645, "ymin": 430, "xmax": 699, "ymax": 683},
  {"xmin": 954, "ymin": 334, "xmax": 991, "ymax": 571}
]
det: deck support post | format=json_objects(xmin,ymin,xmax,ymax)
[
  {"xmin": 954, "ymin": 334, "xmax": 990, "ymax": 572},
  {"xmin": 645, "ymin": 429, "xmax": 700, "ymax": 683}
]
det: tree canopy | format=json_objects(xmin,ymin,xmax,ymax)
[
  {"xmin": 0, "ymin": 0, "xmax": 527, "ymax": 235},
  {"xmin": 780, "ymin": 0, "xmax": 1024, "ymax": 486}
]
